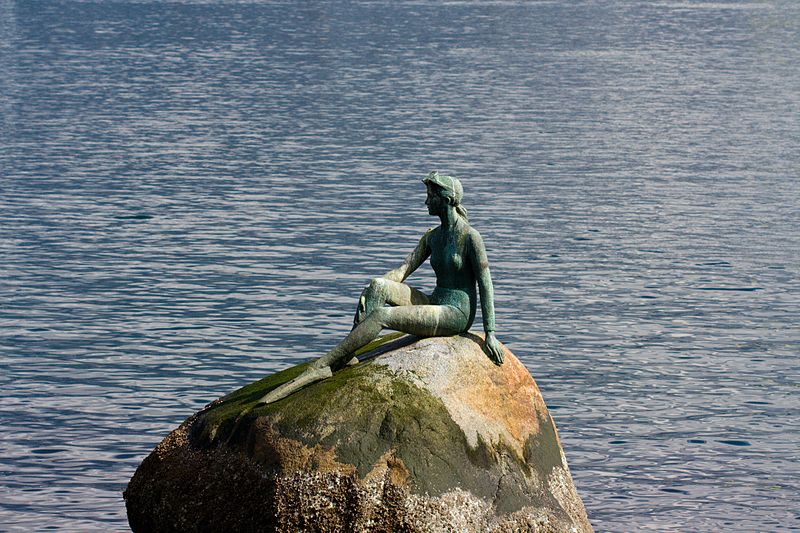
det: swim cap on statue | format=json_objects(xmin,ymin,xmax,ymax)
[{"xmin": 422, "ymin": 171, "xmax": 464, "ymax": 205}]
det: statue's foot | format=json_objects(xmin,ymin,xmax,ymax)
[{"xmin": 258, "ymin": 365, "xmax": 333, "ymax": 405}]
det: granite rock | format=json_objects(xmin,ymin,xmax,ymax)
[{"xmin": 124, "ymin": 333, "xmax": 592, "ymax": 532}]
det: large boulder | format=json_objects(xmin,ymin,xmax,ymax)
[{"xmin": 124, "ymin": 333, "xmax": 592, "ymax": 532}]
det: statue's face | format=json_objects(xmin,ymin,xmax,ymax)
[{"xmin": 425, "ymin": 183, "xmax": 444, "ymax": 216}]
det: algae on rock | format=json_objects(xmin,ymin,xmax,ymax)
[{"xmin": 125, "ymin": 333, "xmax": 593, "ymax": 533}]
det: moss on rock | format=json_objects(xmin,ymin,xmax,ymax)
[{"xmin": 125, "ymin": 333, "xmax": 593, "ymax": 532}]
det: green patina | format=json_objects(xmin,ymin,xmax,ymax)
[
  {"xmin": 255, "ymin": 174, "xmax": 506, "ymax": 406},
  {"xmin": 353, "ymin": 330, "xmax": 406, "ymax": 356}
]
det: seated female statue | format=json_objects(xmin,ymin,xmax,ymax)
[{"xmin": 259, "ymin": 171, "xmax": 504, "ymax": 404}]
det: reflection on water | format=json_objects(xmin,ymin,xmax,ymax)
[{"xmin": 1, "ymin": 1, "xmax": 799, "ymax": 530}]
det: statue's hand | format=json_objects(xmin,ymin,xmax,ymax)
[
  {"xmin": 353, "ymin": 291, "xmax": 367, "ymax": 328},
  {"xmin": 483, "ymin": 333, "xmax": 504, "ymax": 365}
]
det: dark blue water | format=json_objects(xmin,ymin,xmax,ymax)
[{"xmin": 2, "ymin": 1, "xmax": 798, "ymax": 531}]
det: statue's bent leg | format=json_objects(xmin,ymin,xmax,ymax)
[
  {"xmin": 259, "ymin": 305, "xmax": 466, "ymax": 405},
  {"xmin": 318, "ymin": 304, "xmax": 467, "ymax": 371},
  {"xmin": 354, "ymin": 277, "xmax": 429, "ymax": 328}
]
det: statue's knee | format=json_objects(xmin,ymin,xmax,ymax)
[
  {"xmin": 365, "ymin": 277, "xmax": 387, "ymax": 301},
  {"xmin": 369, "ymin": 277, "xmax": 386, "ymax": 292}
]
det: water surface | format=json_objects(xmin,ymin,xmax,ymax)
[{"xmin": 1, "ymin": 1, "xmax": 799, "ymax": 531}]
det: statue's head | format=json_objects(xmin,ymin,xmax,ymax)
[{"xmin": 423, "ymin": 171, "xmax": 467, "ymax": 219}]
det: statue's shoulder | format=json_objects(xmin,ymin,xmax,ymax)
[{"xmin": 466, "ymin": 225, "xmax": 484, "ymax": 245}]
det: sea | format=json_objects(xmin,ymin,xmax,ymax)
[{"xmin": 1, "ymin": 1, "xmax": 798, "ymax": 531}]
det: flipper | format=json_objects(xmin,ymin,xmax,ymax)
[{"xmin": 257, "ymin": 365, "xmax": 333, "ymax": 405}]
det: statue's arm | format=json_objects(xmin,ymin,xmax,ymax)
[
  {"xmin": 383, "ymin": 229, "xmax": 433, "ymax": 283},
  {"xmin": 469, "ymin": 229, "xmax": 504, "ymax": 365}
]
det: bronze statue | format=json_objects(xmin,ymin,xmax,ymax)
[{"xmin": 259, "ymin": 171, "xmax": 503, "ymax": 404}]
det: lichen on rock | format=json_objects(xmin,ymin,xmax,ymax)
[{"xmin": 124, "ymin": 333, "xmax": 593, "ymax": 533}]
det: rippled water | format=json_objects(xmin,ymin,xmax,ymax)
[{"xmin": 2, "ymin": 1, "xmax": 799, "ymax": 531}]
